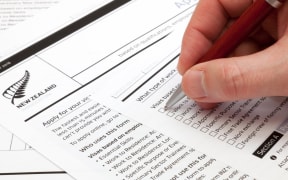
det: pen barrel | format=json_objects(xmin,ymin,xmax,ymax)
[{"xmin": 199, "ymin": 0, "xmax": 277, "ymax": 62}]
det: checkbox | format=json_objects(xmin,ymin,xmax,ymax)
[
  {"xmin": 218, "ymin": 135, "xmax": 226, "ymax": 141},
  {"xmin": 200, "ymin": 127, "xmax": 209, "ymax": 133},
  {"xmin": 167, "ymin": 111, "xmax": 175, "ymax": 117},
  {"xmin": 192, "ymin": 123, "xmax": 200, "ymax": 129},
  {"xmin": 175, "ymin": 115, "xmax": 183, "ymax": 121},
  {"xmin": 183, "ymin": 119, "xmax": 193, "ymax": 125},
  {"xmin": 158, "ymin": 108, "xmax": 165, "ymax": 113},
  {"xmin": 209, "ymin": 131, "xmax": 218, "ymax": 137},
  {"xmin": 227, "ymin": 139, "xmax": 236, "ymax": 145},
  {"xmin": 236, "ymin": 143, "xmax": 245, "ymax": 149}
]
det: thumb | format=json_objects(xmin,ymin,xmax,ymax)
[{"xmin": 181, "ymin": 37, "xmax": 288, "ymax": 103}]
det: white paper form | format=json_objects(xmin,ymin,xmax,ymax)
[
  {"xmin": 0, "ymin": 125, "xmax": 61, "ymax": 170},
  {"xmin": 0, "ymin": 0, "xmax": 115, "ymax": 178},
  {"xmin": 0, "ymin": 0, "xmax": 66, "ymax": 151},
  {"xmin": 0, "ymin": 0, "xmax": 288, "ymax": 179},
  {"xmin": 0, "ymin": 0, "xmax": 113, "ymax": 59},
  {"xmin": 0, "ymin": 0, "xmax": 64, "ymax": 32},
  {"xmin": 0, "ymin": 0, "xmax": 67, "ymax": 177}
]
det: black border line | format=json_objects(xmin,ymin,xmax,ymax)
[
  {"xmin": 82, "ymin": 33, "xmax": 170, "ymax": 82},
  {"xmin": 0, "ymin": 171, "xmax": 66, "ymax": 175},
  {"xmin": 0, "ymin": 0, "xmax": 132, "ymax": 73},
  {"xmin": 121, "ymin": 53, "xmax": 180, "ymax": 102}
]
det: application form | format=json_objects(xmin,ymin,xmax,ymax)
[
  {"xmin": 0, "ymin": 0, "xmax": 113, "ymax": 59},
  {"xmin": 0, "ymin": 0, "xmax": 113, "ymax": 178},
  {"xmin": 0, "ymin": 0, "xmax": 287, "ymax": 179},
  {"xmin": 0, "ymin": 0, "xmax": 67, "ymax": 176}
]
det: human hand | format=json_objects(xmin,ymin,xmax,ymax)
[{"xmin": 178, "ymin": 0, "xmax": 288, "ymax": 109}]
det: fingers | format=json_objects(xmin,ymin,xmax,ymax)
[
  {"xmin": 178, "ymin": 0, "xmax": 288, "ymax": 109},
  {"xmin": 181, "ymin": 37, "xmax": 288, "ymax": 103},
  {"xmin": 178, "ymin": 0, "xmax": 254, "ymax": 75}
]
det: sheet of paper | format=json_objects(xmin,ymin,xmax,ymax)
[
  {"xmin": 0, "ymin": 0, "xmax": 115, "ymax": 177},
  {"xmin": 0, "ymin": 0, "xmax": 113, "ymax": 59},
  {"xmin": 0, "ymin": 125, "xmax": 64, "ymax": 173},
  {"xmin": 0, "ymin": 0, "xmax": 288, "ymax": 179},
  {"xmin": 0, "ymin": 0, "xmax": 67, "ymax": 176},
  {"xmin": 0, "ymin": 0, "xmax": 63, "ymax": 32}
]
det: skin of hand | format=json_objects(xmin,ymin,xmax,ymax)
[{"xmin": 177, "ymin": 0, "xmax": 288, "ymax": 109}]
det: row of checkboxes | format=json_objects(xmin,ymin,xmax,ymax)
[{"xmin": 159, "ymin": 107, "xmax": 245, "ymax": 149}]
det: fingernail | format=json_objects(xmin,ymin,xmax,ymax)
[{"xmin": 185, "ymin": 70, "xmax": 207, "ymax": 98}]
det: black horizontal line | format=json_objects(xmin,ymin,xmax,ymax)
[
  {"xmin": 0, "ymin": 0, "xmax": 132, "ymax": 73},
  {"xmin": 0, "ymin": 171, "xmax": 66, "ymax": 176},
  {"xmin": 122, "ymin": 53, "xmax": 179, "ymax": 102},
  {"xmin": 86, "ymin": 33, "xmax": 171, "ymax": 82}
]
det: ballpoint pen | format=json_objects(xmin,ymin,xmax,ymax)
[{"xmin": 165, "ymin": 0, "xmax": 286, "ymax": 109}]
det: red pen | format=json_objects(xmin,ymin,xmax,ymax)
[{"xmin": 165, "ymin": 0, "xmax": 286, "ymax": 108}]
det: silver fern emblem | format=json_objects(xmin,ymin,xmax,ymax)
[{"xmin": 2, "ymin": 70, "xmax": 30, "ymax": 104}]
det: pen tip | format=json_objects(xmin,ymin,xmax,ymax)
[
  {"xmin": 164, "ymin": 86, "xmax": 186, "ymax": 109},
  {"xmin": 164, "ymin": 106, "xmax": 170, "ymax": 111}
]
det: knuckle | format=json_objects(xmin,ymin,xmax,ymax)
[{"xmin": 220, "ymin": 62, "xmax": 245, "ymax": 99}]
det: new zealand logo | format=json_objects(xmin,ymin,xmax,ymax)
[{"xmin": 2, "ymin": 70, "xmax": 30, "ymax": 104}]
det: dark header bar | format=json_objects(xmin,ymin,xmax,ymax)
[
  {"xmin": 0, "ymin": 0, "xmax": 132, "ymax": 73},
  {"xmin": 253, "ymin": 131, "xmax": 283, "ymax": 158}
]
